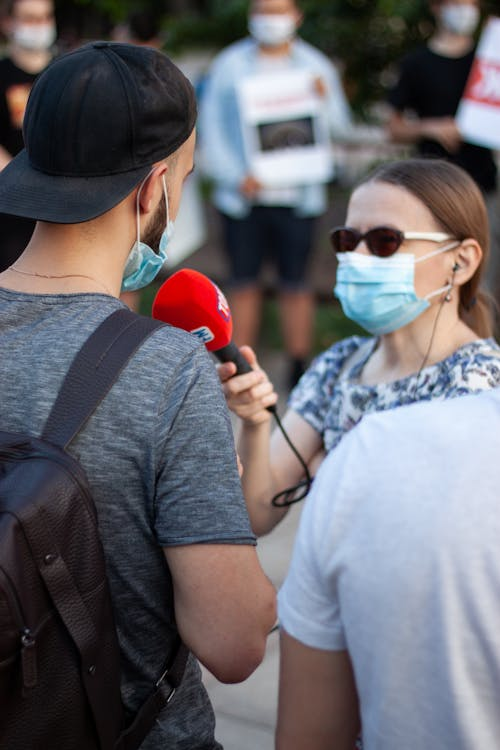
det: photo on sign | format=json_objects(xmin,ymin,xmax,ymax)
[
  {"xmin": 257, "ymin": 117, "xmax": 315, "ymax": 152},
  {"xmin": 237, "ymin": 69, "xmax": 334, "ymax": 187}
]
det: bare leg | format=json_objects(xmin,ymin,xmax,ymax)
[
  {"xmin": 229, "ymin": 286, "xmax": 263, "ymax": 349},
  {"xmin": 278, "ymin": 289, "xmax": 314, "ymax": 360}
]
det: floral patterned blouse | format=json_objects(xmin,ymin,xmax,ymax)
[{"xmin": 289, "ymin": 335, "xmax": 500, "ymax": 453}]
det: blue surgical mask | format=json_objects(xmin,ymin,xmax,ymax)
[
  {"xmin": 121, "ymin": 174, "xmax": 174, "ymax": 292},
  {"xmin": 334, "ymin": 243, "xmax": 458, "ymax": 335}
]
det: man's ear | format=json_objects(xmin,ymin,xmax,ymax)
[
  {"xmin": 138, "ymin": 163, "xmax": 167, "ymax": 215},
  {"xmin": 452, "ymin": 239, "xmax": 483, "ymax": 285}
]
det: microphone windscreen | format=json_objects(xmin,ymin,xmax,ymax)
[{"xmin": 152, "ymin": 268, "xmax": 233, "ymax": 351}]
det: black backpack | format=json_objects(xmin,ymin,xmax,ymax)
[{"xmin": 0, "ymin": 309, "xmax": 188, "ymax": 750}]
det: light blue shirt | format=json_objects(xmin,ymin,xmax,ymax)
[{"xmin": 198, "ymin": 36, "xmax": 352, "ymax": 218}]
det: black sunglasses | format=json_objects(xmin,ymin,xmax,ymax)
[{"xmin": 329, "ymin": 226, "xmax": 454, "ymax": 258}]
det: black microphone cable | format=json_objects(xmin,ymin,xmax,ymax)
[
  {"xmin": 225, "ymin": 352, "xmax": 314, "ymax": 507},
  {"xmin": 268, "ymin": 407, "xmax": 313, "ymax": 508}
]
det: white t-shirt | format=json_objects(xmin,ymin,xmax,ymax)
[{"xmin": 278, "ymin": 387, "xmax": 500, "ymax": 750}]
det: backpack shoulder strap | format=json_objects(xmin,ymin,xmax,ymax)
[
  {"xmin": 116, "ymin": 638, "xmax": 190, "ymax": 750},
  {"xmin": 41, "ymin": 307, "xmax": 191, "ymax": 747},
  {"xmin": 42, "ymin": 308, "xmax": 164, "ymax": 449}
]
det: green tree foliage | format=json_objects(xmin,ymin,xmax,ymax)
[
  {"xmin": 55, "ymin": 0, "xmax": 498, "ymax": 117},
  {"xmin": 162, "ymin": 0, "xmax": 433, "ymax": 116},
  {"xmin": 299, "ymin": 0, "xmax": 432, "ymax": 116}
]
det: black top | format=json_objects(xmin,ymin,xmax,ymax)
[
  {"xmin": 0, "ymin": 57, "xmax": 44, "ymax": 271},
  {"xmin": 0, "ymin": 56, "xmax": 39, "ymax": 157},
  {"xmin": 388, "ymin": 45, "xmax": 497, "ymax": 193}
]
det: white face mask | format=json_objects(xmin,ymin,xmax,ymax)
[
  {"xmin": 12, "ymin": 23, "xmax": 56, "ymax": 51},
  {"xmin": 248, "ymin": 14, "xmax": 296, "ymax": 46},
  {"xmin": 440, "ymin": 4, "xmax": 480, "ymax": 36}
]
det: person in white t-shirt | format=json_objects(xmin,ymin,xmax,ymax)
[{"xmin": 277, "ymin": 387, "xmax": 500, "ymax": 750}]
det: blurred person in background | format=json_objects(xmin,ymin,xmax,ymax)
[
  {"xmin": 0, "ymin": 0, "xmax": 56, "ymax": 272},
  {"xmin": 199, "ymin": 0, "xmax": 353, "ymax": 390},
  {"xmin": 386, "ymin": 0, "xmax": 500, "ymax": 310},
  {"xmin": 111, "ymin": 8, "xmax": 162, "ymax": 49},
  {"xmin": 127, "ymin": 9, "xmax": 162, "ymax": 48}
]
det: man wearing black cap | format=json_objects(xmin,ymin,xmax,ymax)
[{"xmin": 0, "ymin": 41, "xmax": 276, "ymax": 749}]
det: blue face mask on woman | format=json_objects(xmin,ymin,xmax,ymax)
[
  {"xmin": 334, "ymin": 243, "xmax": 459, "ymax": 335},
  {"xmin": 121, "ymin": 174, "xmax": 175, "ymax": 292}
]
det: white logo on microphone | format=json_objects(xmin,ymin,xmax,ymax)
[
  {"xmin": 191, "ymin": 325, "xmax": 215, "ymax": 344},
  {"xmin": 212, "ymin": 282, "xmax": 231, "ymax": 321}
]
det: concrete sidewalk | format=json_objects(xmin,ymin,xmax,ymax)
[{"xmin": 202, "ymin": 349, "xmax": 304, "ymax": 749}]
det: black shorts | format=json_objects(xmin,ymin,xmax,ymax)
[{"xmin": 220, "ymin": 206, "xmax": 315, "ymax": 291}]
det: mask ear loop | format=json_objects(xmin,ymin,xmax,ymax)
[
  {"xmin": 417, "ymin": 241, "xmax": 461, "ymax": 303},
  {"xmin": 416, "ymin": 240, "xmax": 460, "ymax": 263},
  {"xmin": 410, "ymin": 247, "xmax": 462, "ymax": 402},
  {"xmin": 162, "ymin": 175, "xmax": 170, "ymax": 227}
]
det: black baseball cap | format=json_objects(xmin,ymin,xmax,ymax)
[{"xmin": 0, "ymin": 41, "xmax": 197, "ymax": 223}]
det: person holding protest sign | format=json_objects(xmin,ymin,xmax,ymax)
[{"xmin": 199, "ymin": 0, "xmax": 352, "ymax": 390}]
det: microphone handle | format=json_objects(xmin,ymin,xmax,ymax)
[
  {"xmin": 214, "ymin": 342, "xmax": 276, "ymax": 414},
  {"xmin": 215, "ymin": 341, "xmax": 253, "ymax": 375}
]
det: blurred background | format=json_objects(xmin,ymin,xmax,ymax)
[
  {"xmin": 1, "ymin": 0, "xmax": 498, "ymax": 378},
  {"xmin": 44, "ymin": 0, "xmax": 498, "ymax": 119}
]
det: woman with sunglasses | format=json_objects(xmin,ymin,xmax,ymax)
[{"xmin": 218, "ymin": 158, "xmax": 500, "ymax": 536}]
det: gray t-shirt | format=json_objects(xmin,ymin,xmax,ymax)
[{"xmin": 0, "ymin": 288, "xmax": 255, "ymax": 749}]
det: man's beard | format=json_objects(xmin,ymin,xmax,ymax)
[{"xmin": 143, "ymin": 188, "xmax": 167, "ymax": 252}]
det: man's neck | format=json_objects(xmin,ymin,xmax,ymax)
[
  {"xmin": 257, "ymin": 39, "xmax": 293, "ymax": 58},
  {"xmin": 0, "ymin": 221, "xmax": 130, "ymax": 298},
  {"xmin": 9, "ymin": 44, "xmax": 52, "ymax": 74}
]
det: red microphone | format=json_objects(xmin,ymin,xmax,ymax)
[{"xmin": 152, "ymin": 268, "xmax": 253, "ymax": 376}]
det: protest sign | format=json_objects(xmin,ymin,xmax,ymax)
[
  {"xmin": 456, "ymin": 16, "xmax": 500, "ymax": 150},
  {"xmin": 237, "ymin": 69, "xmax": 333, "ymax": 186}
]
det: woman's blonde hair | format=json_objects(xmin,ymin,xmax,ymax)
[{"xmin": 358, "ymin": 158, "xmax": 494, "ymax": 338}]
